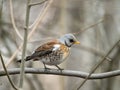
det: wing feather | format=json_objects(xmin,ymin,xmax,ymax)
[{"xmin": 26, "ymin": 40, "xmax": 59, "ymax": 61}]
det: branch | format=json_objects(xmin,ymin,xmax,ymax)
[
  {"xmin": 5, "ymin": 45, "xmax": 22, "ymax": 67},
  {"xmin": 0, "ymin": 52, "xmax": 18, "ymax": 90},
  {"xmin": 0, "ymin": 0, "xmax": 3, "ymax": 19},
  {"xmin": 77, "ymin": 39, "xmax": 120, "ymax": 89},
  {"xmin": 0, "ymin": 68, "xmax": 120, "ymax": 79},
  {"xmin": 5, "ymin": 0, "xmax": 53, "ymax": 67},
  {"xmin": 28, "ymin": 0, "xmax": 53, "ymax": 39},
  {"xmin": 78, "ymin": 45, "xmax": 112, "ymax": 61},
  {"xmin": 18, "ymin": 0, "xmax": 31, "ymax": 89},
  {"xmin": 29, "ymin": 0, "xmax": 48, "ymax": 6},
  {"xmin": 73, "ymin": 19, "xmax": 104, "ymax": 35},
  {"xmin": 9, "ymin": 0, "xmax": 23, "ymax": 40},
  {"xmin": 28, "ymin": 0, "xmax": 47, "ymax": 29}
]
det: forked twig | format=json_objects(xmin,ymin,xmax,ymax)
[
  {"xmin": 77, "ymin": 39, "xmax": 120, "ymax": 90},
  {"xmin": 29, "ymin": 0, "xmax": 48, "ymax": 6},
  {"xmin": 28, "ymin": 0, "xmax": 54, "ymax": 39},
  {"xmin": 28, "ymin": 0, "xmax": 47, "ymax": 29},
  {"xmin": 9, "ymin": 0, "xmax": 23, "ymax": 40},
  {"xmin": 73, "ymin": 19, "xmax": 104, "ymax": 35},
  {"xmin": 5, "ymin": 0, "xmax": 54, "ymax": 68},
  {"xmin": 5, "ymin": 44, "xmax": 22, "ymax": 67},
  {"xmin": 0, "ymin": 52, "xmax": 18, "ymax": 90}
]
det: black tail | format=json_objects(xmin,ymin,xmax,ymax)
[
  {"xmin": 17, "ymin": 56, "xmax": 32, "ymax": 63},
  {"xmin": 17, "ymin": 59, "xmax": 22, "ymax": 63}
]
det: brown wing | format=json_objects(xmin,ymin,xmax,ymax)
[
  {"xmin": 26, "ymin": 40, "xmax": 59, "ymax": 61},
  {"xmin": 35, "ymin": 39, "xmax": 58, "ymax": 52}
]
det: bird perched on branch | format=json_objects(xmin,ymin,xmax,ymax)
[{"xmin": 17, "ymin": 34, "xmax": 80, "ymax": 70}]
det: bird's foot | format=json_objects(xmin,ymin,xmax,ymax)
[
  {"xmin": 44, "ymin": 67, "xmax": 51, "ymax": 72},
  {"xmin": 55, "ymin": 65, "xmax": 64, "ymax": 72}
]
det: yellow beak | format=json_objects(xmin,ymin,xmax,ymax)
[{"xmin": 74, "ymin": 41, "xmax": 80, "ymax": 44}]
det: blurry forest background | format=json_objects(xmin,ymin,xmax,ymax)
[{"xmin": 0, "ymin": 0, "xmax": 120, "ymax": 90}]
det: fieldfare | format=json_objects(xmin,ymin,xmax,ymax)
[{"xmin": 18, "ymin": 34, "xmax": 80, "ymax": 70}]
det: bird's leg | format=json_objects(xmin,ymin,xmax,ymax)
[
  {"xmin": 55, "ymin": 65, "xmax": 64, "ymax": 71},
  {"xmin": 43, "ymin": 63, "xmax": 51, "ymax": 71}
]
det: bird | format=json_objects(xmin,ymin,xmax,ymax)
[{"xmin": 17, "ymin": 34, "xmax": 80, "ymax": 70}]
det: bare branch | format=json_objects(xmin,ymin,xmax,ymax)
[
  {"xmin": 77, "ymin": 39, "xmax": 120, "ymax": 90},
  {"xmin": 78, "ymin": 45, "xmax": 112, "ymax": 61},
  {"xmin": 29, "ymin": 0, "xmax": 48, "ymax": 6},
  {"xmin": 0, "ymin": 52, "xmax": 18, "ymax": 90},
  {"xmin": 28, "ymin": 0, "xmax": 54, "ymax": 39},
  {"xmin": 73, "ymin": 19, "xmax": 104, "ymax": 35},
  {"xmin": 0, "ymin": 68, "xmax": 120, "ymax": 79},
  {"xmin": 28, "ymin": 0, "xmax": 47, "ymax": 29},
  {"xmin": 18, "ymin": 0, "xmax": 31, "ymax": 88},
  {"xmin": 0, "ymin": 0, "xmax": 3, "ymax": 18},
  {"xmin": 5, "ymin": 44, "xmax": 22, "ymax": 67},
  {"xmin": 5, "ymin": 0, "xmax": 53, "ymax": 67},
  {"xmin": 9, "ymin": 0, "xmax": 23, "ymax": 40}
]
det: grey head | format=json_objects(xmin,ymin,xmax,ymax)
[{"xmin": 59, "ymin": 34, "xmax": 80, "ymax": 47}]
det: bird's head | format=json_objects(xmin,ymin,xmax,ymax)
[{"xmin": 59, "ymin": 34, "xmax": 80, "ymax": 47}]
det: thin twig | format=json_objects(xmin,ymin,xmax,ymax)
[
  {"xmin": 77, "ymin": 39, "xmax": 120, "ymax": 90},
  {"xmin": 78, "ymin": 45, "xmax": 112, "ymax": 61},
  {"xmin": 5, "ymin": 44, "xmax": 22, "ymax": 67},
  {"xmin": 28, "ymin": 0, "xmax": 47, "ymax": 29},
  {"xmin": 28, "ymin": 0, "xmax": 53, "ymax": 39},
  {"xmin": 73, "ymin": 19, "xmax": 104, "ymax": 35},
  {"xmin": 0, "ymin": 0, "xmax": 3, "ymax": 19},
  {"xmin": 18, "ymin": 0, "xmax": 31, "ymax": 89},
  {"xmin": 0, "ymin": 52, "xmax": 18, "ymax": 90},
  {"xmin": 5, "ymin": 0, "xmax": 53, "ymax": 67},
  {"xmin": 0, "ymin": 68, "xmax": 120, "ymax": 79},
  {"xmin": 9, "ymin": 0, "xmax": 23, "ymax": 40},
  {"xmin": 29, "ymin": 0, "xmax": 48, "ymax": 6}
]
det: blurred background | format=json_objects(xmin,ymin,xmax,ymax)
[{"xmin": 0, "ymin": 0, "xmax": 120, "ymax": 90}]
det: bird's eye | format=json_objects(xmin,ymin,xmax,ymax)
[{"xmin": 69, "ymin": 39, "xmax": 74, "ymax": 43}]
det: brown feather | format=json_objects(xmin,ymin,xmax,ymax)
[
  {"xmin": 25, "ymin": 40, "xmax": 60, "ymax": 61},
  {"xmin": 35, "ymin": 39, "xmax": 59, "ymax": 52}
]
